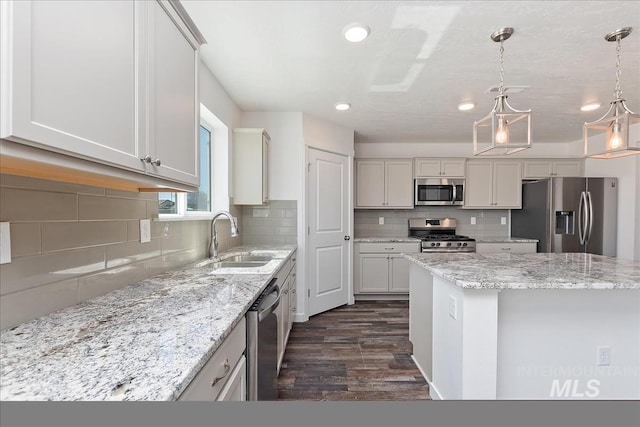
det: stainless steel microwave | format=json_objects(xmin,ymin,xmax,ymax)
[{"xmin": 414, "ymin": 178, "xmax": 464, "ymax": 206}]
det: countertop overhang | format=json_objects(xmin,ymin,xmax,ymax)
[{"xmin": 403, "ymin": 252, "xmax": 640, "ymax": 290}]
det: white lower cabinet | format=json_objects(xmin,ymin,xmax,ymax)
[
  {"xmin": 355, "ymin": 242, "xmax": 421, "ymax": 294},
  {"xmin": 216, "ymin": 355, "xmax": 247, "ymax": 401},
  {"xmin": 475, "ymin": 243, "xmax": 537, "ymax": 253},
  {"xmin": 178, "ymin": 317, "xmax": 246, "ymax": 401},
  {"xmin": 276, "ymin": 251, "xmax": 296, "ymax": 372}
]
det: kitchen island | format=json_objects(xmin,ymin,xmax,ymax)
[
  {"xmin": 0, "ymin": 246, "xmax": 296, "ymax": 401},
  {"xmin": 404, "ymin": 252, "xmax": 640, "ymax": 400}
]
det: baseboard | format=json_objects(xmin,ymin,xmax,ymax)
[
  {"xmin": 354, "ymin": 294, "xmax": 409, "ymax": 301},
  {"xmin": 411, "ymin": 354, "xmax": 440, "ymax": 400}
]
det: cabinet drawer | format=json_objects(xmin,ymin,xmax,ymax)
[
  {"xmin": 178, "ymin": 317, "xmax": 246, "ymax": 401},
  {"xmin": 476, "ymin": 243, "xmax": 537, "ymax": 253},
  {"xmin": 358, "ymin": 242, "xmax": 420, "ymax": 253},
  {"xmin": 289, "ymin": 251, "xmax": 297, "ymax": 275}
]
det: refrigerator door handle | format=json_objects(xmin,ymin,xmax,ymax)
[
  {"xmin": 578, "ymin": 191, "xmax": 587, "ymax": 245},
  {"xmin": 586, "ymin": 191, "xmax": 594, "ymax": 245}
]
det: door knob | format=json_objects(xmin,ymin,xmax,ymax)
[{"xmin": 344, "ymin": 235, "xmax": 351, "ymax": 240}]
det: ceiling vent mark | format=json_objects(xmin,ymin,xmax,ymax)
[{"xmin": 485, "ymin": 85, "xmax": 530, "ymax": 94}]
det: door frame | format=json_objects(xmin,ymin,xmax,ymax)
[{"xmin": 300, "ymin": 145, "xmax": 354, "ymax": 321}]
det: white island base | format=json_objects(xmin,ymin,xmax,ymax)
[{"xmin": 408, "ymin": 259, "xmax": 640, "ymax": 400}]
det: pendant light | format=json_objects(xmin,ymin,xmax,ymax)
[
  {"xmin": 584, "ymin": 27, "xmax": 640, "ymax": 159},
  {"xmin": 473, "ymin": 27, "xmax": 531, "ymax": 156}
]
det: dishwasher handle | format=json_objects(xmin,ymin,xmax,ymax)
[{"xmin": 257, "ymin": 279, "xmax": 280, "ymax": 321}]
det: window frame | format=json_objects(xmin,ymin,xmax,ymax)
[{"xmin": 158, "ymin": 120, "xmax": 216, "ymax": 220}]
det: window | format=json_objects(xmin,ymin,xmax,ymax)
[{"xmin": 158, "ymin": 124, "xmax": 212, "ymax": 216}]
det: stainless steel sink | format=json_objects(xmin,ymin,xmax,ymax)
[
  {"xmin": 212, "ymin": 260, "xmax": 270, "ymax": 269},
  {"xmin": 222, "ymin": 255, "xmax": 273, "ymax": 263}
]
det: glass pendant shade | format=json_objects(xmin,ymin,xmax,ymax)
[
  {"xmin": 584, "ymin": 27, "xmax": 640, "ymax": 159},
  {"xmin": 473, "ymin": 95, "xmax": 532, "ymax": 156}
]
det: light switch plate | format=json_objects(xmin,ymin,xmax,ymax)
[
  {"xmin": 470, "ymin": 217, "xmax": 476, "ymax": 225},
  {"xmin": 378, "ymin": 217, "xmax": 384, "ymax": 225},
  {"xmin": 448, "ymin": 296, "xmax": 457, "ymax": 320},
  {"xmin": 501, "ymin": 217, "xmax": 507, "ymax": 225},
  {"xmin": 0, "ymin": 222, "xmax": 11, "ymax": 264},
  {"xmin": 140, "ymin": 219, "xmax": 151, "ymax": 243}
]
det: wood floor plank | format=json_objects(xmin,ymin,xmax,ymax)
[{"xmin": 277, "ymin": 300, "xmax": 430, "ymax": 401}]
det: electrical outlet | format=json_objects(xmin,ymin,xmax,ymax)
[
  {"xmin": 470, "ymin": 217, "xmax": 476, "ymax": 225},
  {"xmin": 0, "ymin": 222, "xmax": 11, "ymax": 264},
  {"xmin": 448, "ymin": 296, "xmax": 457, "ymax": 320},
  {"xmin": 378, "ymin": 217, "xmax": 384, "ymax": 225},
  {"xmin": 501, "ymin": 217, "xmax": 507, "ymax": 225},
  {"xmin": 140, "ymin": 219, "xmax": 151, "ymax": 243},
  {"xmin": 597, "ymin": 346, "xmax": 610, "ymax": 366}
]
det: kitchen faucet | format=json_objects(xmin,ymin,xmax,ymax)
[{"xmin": 209, "ymin": 210, "xmax": 239, "ymax": 258}]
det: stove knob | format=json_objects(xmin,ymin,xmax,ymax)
[
  {"xmin": 457, "ymin": 242, "xmax": 462, "ymax": 246},
  {"xmin": 446, "ymin": 242, "xmax": 452, "ymax": 247},
  {"xmin": 430, "ymin": 242, "xmax": 436, "ymax": 247},
  {"xmin": 462, "ymin": 242, "xmax": 467, "ymax": 246},
  {"xmin": 436, "ymin": 242, "xmax": 441, "ymax": 247}
]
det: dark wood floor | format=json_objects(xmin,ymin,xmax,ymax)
[{"xmin": 277, "ymin": 300, "xmax": 430, "ymax": 401}]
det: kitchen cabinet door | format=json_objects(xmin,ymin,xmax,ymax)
[
  {"xmin": 355, "ymin": 159, "xmax": 412, "ymax": 208},
  {"xmin": 464, "ymin": 161, "xmax": 494, "ymax": 207},
  {"xmin": 476, "ymin": 243, "xmax": 536, "ymax": 253},
  {"xmin": 523, "ymin": 159, "xmax": 583, "ymax": 178},
  {"xmin": 414, "ymin": 158, "xmax": 465, "ymax": 178},
  {"xmin": 146, "ymin": 0, "xmax": 200, "ymax": 186},
  {"xmin": 355, "ymin": 160, "xmax": 385, "ymax": 207},
  {"xmin": 277, "ymin": 274, "xmax": 290, "ymax": 372},
  {"xmin": 358, "ymin": 254, "xmax": 390, "ymax": 293},
  {"xmin": 216, "ymin": 356, "xmax": 247, "ymax": 401},
  {"xmin": 493, "ymin": 161, "xmax": 522, "ymax": 208},
  {"xmin": 465, "ymin": 160, "xmax": 521, "ymax": 208},
  {"xmin": 288, "ymin": 274, "xmax": 296, "ymax": 332},
  {"xmin": 233, "ymin": 129, "xmax": 270, "ymax": 204},
  {"xmin": 0, "ymin": 0, "xmax": 144, "ymax": 173},
  {"xmin": 384, "ymin": 160, "xmax": 413, "ymax": 208},
  {"xmin": 389, "ymin": 254, "xmax": 411, "ymax": 292}
]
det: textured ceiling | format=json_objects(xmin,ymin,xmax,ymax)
[{"xmin": 182, "ymin": 1, "xmax": 640, "ymax": 144}]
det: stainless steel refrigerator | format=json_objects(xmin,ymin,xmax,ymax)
[{"xmin": 511, "ymin": 177, "xmax": 617, "ymax": 256}]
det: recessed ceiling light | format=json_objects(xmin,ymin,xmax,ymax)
[
  {"xmin": 335, "ymin": 103, "xmax": 351, "ymax": 111},
  {"xmin": 580, "ymin": 102, "xmax": 601, "ymax": 112},
  {"xmin": 457, "ymin": 102, "xmax": 475, "ymax": 111},
  {"xmin": 343, "ymin": 24, "xmax": 370, "ymax": 42}
]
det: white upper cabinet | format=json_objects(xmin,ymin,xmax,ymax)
[
  {"xmin": 464, "ymin": 160, "xmax": 522, "ymax": 209},
  {"xmin": 414, "ymin": 158, "xmax": 466, "ymax": 178},
  {"xmin": 233, "ymin": 128, "xmax": 270, "ymax": 205},
  {"xmin": 146, "ymin": 0, "xmax": 200, "ymax": 185},
  {"xmin": 0, "ymin": 0, "xmax": 204, "ymax": 190},
  {"xmin": 522, "ymin": 159, "xmax": 583, "ymax": 178},
  {"xmin": 355, "ymin": 159, "xmax": 413, "ymax": 209}
]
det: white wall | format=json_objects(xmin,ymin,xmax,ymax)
[
  {"xmin": 585, "ymin": 156, "xmax": 638, "ymax": 260},
  {"xmin": 241, "ymin": 112, "xmax": 304, "ymax": 201},
  {"xmin": 303, "ymin": 114, "xmax": 355, "ymax": 157}
]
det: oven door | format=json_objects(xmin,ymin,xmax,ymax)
[{"xmin": 415, "ymin": 179, "xmax": 464, "ymax": 206}]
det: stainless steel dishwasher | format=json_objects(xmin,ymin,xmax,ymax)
[{"xmin": 246, "ymin": 278, "xmax": 280, "ymax": 400}]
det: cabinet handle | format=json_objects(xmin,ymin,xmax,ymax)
[
  {"xmin": 344, "ymin": 235, "xmax": 351, "ymax": 241},
  {"xmin": 501, "ymin": 247, "xmax": 511, "ymax": 251},
  {"xmin": 141, "ymin": 155, "xmax": 161, "ymax": 167},
  {"xmin": 384, "ymin": 247, "xmax": 394, "ymax": 250},
  {"xmin": 292, "ymin": 289, "xmax": 296, "ymax": 294},
  {"xmin": 211, "ymin": 359, "xmax": 231, "ymax": 387}
]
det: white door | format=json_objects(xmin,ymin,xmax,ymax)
[{"xmin": 307, "ymin": 148, "xmax": 350, "ymax": 317}]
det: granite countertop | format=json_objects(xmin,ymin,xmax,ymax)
[
  {"xmin": 474, "ymin": 236, "xmax": 539, "ymax": 243},
  {"xmin": 404, "ymin": 252, "xmax": 640, "ymax": 290},
  {"xmin": 0, "ymin": 245, "xmax": 296, "ymax": 401},
  {"xmin": 354, "ymin": 237, "xmax": 421, "ymax": 243}
]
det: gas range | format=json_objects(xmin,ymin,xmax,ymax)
[{"xmin": 408, "ymin": 218, "xmax": 476, "ymax": 253}]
